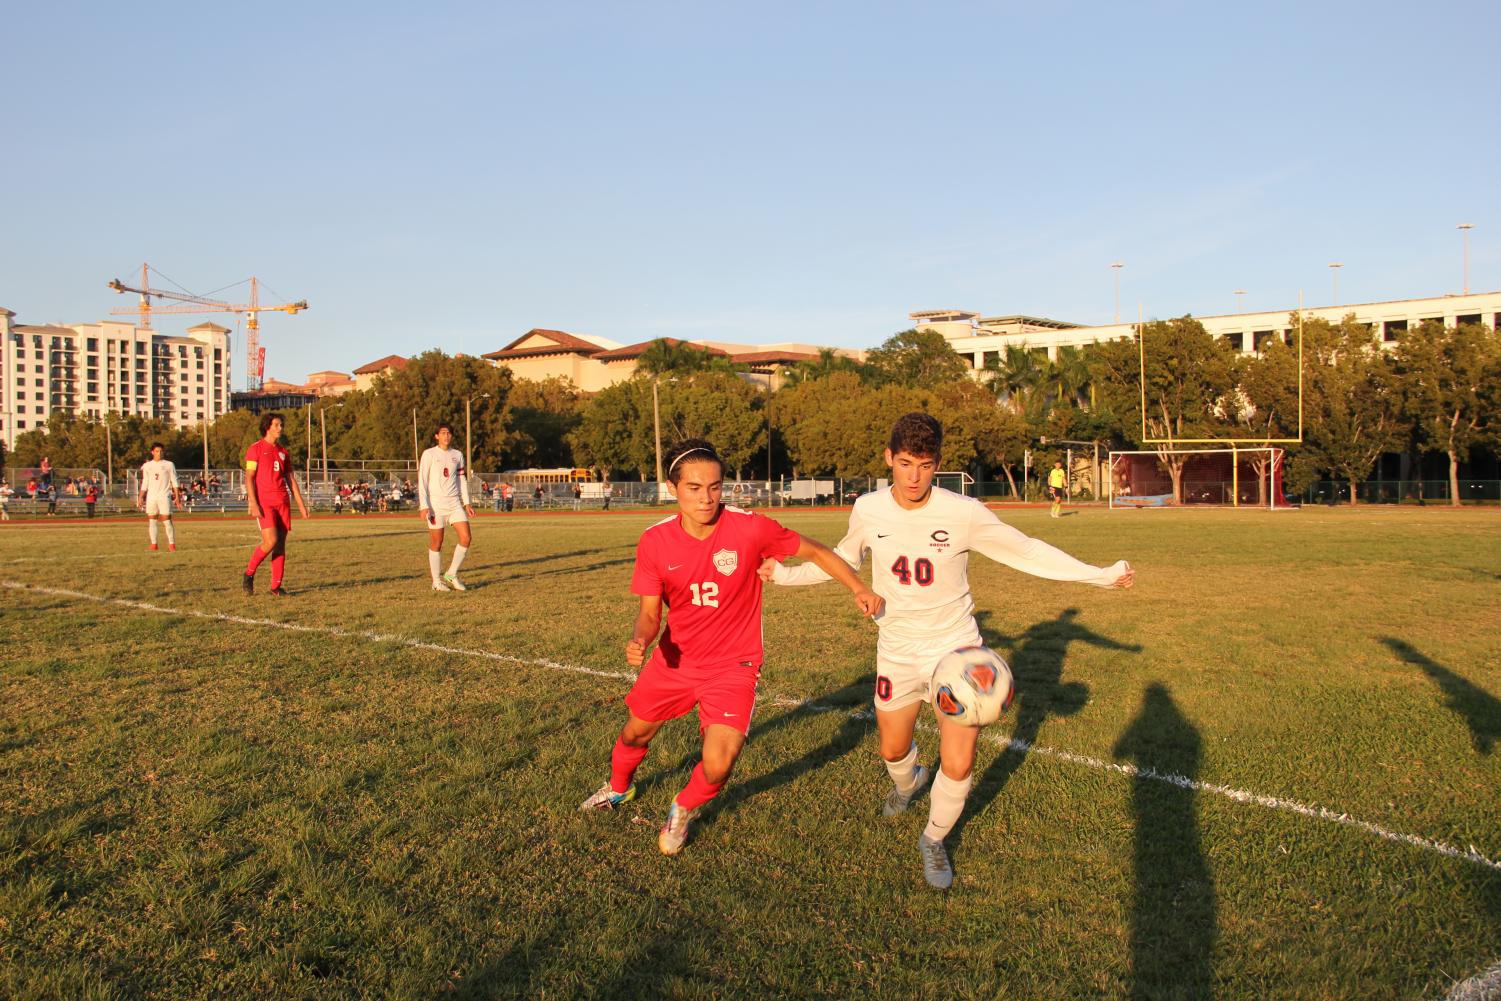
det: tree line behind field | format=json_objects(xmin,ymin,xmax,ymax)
[{"xmin": 6, "ymin": 319, "xmax": 1498, "ymax": 505}]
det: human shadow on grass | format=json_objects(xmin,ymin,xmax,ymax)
[
  {"xmin": 1382, "ymin": 637, "xmax": 1499, "ymax": 754},
  {"xmin": 950, "ymin": 607, "xmax": 1141, "ymax": 847},
  {"xmin": 1112, "ymin": 683, "xmax": 1216, "ymax": 1001}
]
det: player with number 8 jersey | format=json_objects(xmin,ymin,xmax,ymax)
[{"xmin": 579, "ymin": 437, "xmax": 883, "ymax": 857}]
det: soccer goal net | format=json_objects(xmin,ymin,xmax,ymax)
[{"xmin": 1108, "ymin": 448, "xmax": 1293, "ymax": 509}]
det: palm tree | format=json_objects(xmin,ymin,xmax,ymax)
[
  {"xmin": 636, "ymin": 338, "xmax": 726, "ymax": 378},
  {"xmin": 781, "ymin": 348, "xmax": 865, "ymax": 387},
  {"xmin": 1046, "ymin": 345, "xmax": 1093, "ymax": 409},
  {"xmin": 985, "ymin": 344, "xmax": 1044, "ymax": 416}
]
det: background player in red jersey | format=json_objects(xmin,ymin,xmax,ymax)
[
  {"xmin": 242, "ymin": 413, "xmax": 310, "ymax": 596},
  {"xmin": 580, "ymin": 438, "xmax": 884, "ymax": 856}
]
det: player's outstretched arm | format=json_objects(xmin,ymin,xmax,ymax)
[
  {"xmin": 795, "ymin": 536, "xmax": 883, "ymax": 618},
  {"xmin": 625, "ymin": 594, "xmax": 664, "ymax": 668},
  {"xmin": 971, "ymin": 506, "xmax": 1134, "ymax": 588}
]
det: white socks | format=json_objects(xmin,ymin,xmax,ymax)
[
  {"xmin": 448, "ymin": 545, "xmax": 468, "ymax": 577},
  {"xmin": 428, "ymin": 549, "xmax": 443, "ymax": 582},
  {"xmin": 148, "ymin": 521, "xmax": 158, "ymax": 544},
  {"xmin": 922, "ymin": 769, "xmax": 973, "ymax": 843},
  {"xmin": 884, "ymin": 743, "xmax": 922, "ymax": 796},
  {"xmin": 164, "ymin": 521, "xmax": 175, "ymax": 545}
]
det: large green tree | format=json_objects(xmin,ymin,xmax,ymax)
[
  {"xmin": 659, "ymin": 372, "xmax": 765, "ymax": 479},
  {"xmin": 1393, "ymin": 321, "xmax": 1501, "ymax": 506},
  {"xmin": 864, "ymin": 329, "xmax": 971, "ymax": 389},
  {"xmin": 503, "ymin": 377, "xmax": 582, "ymax": 469},
  {"xmin": 1091, "ymin": 318, "xmax": 1239, "ymax": 503},
  {"xmin": 775, "ymin": 372, "xmax": 923, "ymax": 477}
]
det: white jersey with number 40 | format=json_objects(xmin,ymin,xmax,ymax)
[
  {"xmin": 772, "ymin": 486, "xmax": 1127, "ymax": 648},
  {"xmin": 418, "ymin": 446, "xmax": 470, "ymax": 511}
]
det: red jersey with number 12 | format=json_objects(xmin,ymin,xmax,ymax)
[
  {"xmin": 245, "ymin": 439, "xmax": 292, "ymax": 508},
  {"xmin": 631, "ymin": 506, "xmax": 801, "ymax": 670}
]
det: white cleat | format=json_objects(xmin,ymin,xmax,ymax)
[
  {"xmin": 920, "ymin": 834, "xmax": 953, "ymax": 890},
  {"xmin": 579, "ymin": 782, "xmax": 637, "ymax": 812},
  {"xmin": 883, "ymin": 764, "xmax": 930, "ymax": 817},
  {"xmin": 658, "ymin": 802, "xmax": 700, "ymax": 856},
  {"xmin": 442, "ymin": 574, "xmax": 466, "ymax": 591},
  {"xmin": 431, "ymin": 578, "xmax": 450, "ymax": 591}
]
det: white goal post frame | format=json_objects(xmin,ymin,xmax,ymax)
[{"xmin": 1108, "ymin": 446, "xmax": 1287, "ymax": 510}]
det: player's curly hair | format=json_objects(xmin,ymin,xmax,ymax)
[
  {"xmin": 260, "ymin": 412, "xmax": 285, "ymax": 435},
  {"xmin": 664, "ymin": 438, "xmax": 725, "ymax": 484},
  {"xmin": 888, "ymin": 412, "xmax": 942, "ymax": 459}
]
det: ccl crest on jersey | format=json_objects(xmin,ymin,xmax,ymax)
[{"xmin": 712, "ymin": 549, "xmax": 739, "ymax": 576}]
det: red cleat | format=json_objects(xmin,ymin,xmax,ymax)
[
  {"xmin": 168, "ymin": 544, "xmax": 176, "ymax": 552},
  {"xmin": 150, "ymin": 544, "xmax": 158, "ymax": 551}
]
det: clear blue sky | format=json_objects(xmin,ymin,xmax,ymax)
[{"xmin": 4, "ymin": 1, "xmax": 1496, "ymax": 388}]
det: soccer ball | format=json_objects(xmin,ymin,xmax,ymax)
[{"xmin": 931, "ymin": 646, "xmax": 1014, "ymax": 727}]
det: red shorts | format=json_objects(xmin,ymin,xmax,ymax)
[
  {"xmin": 258, "ymin": 505, "xmax": 292, "ymax": 533},
  {"xmin": 625, "ymin": 654, "xmax": 761, "ymax": 736}
]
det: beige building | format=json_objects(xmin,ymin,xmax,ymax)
[
  {"xmin": 2, "ymin": 309, "xmax": 231, "ymax": 448},
  {"xmin": 915, "ymin": 291, "xmax": 1501, "ymax": 372},
  {"xmin": 482, "ymin": 329, "xmax": 833, "ymax": 392},
  {"xmin": 352, "ymin": 354, "xmax": 408, "ymax": 391}
]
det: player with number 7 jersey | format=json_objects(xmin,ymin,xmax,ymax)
[{"xmin": 579, "ymin": 437, "xmax": 883, "ymax": 857}]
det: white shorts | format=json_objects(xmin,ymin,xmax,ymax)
[
  {"xmin": 873, "ymin": 622, "xmax": 983, "ymax": 711},
  {"xmin": 144, "ymin": 496, "xmax": 174, "ymax": 517},
  {"xmin": 424, "ymin": 505, "xmax": 469, "ymax": 530}
]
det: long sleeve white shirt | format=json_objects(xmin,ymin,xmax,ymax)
[
  {"xmin": 418, "ymin": 446, "xmax": 469, "ymax": 511},
  {"xmin": 772, "ymin": 487, "xmax": 1127, "ymax": 646}
]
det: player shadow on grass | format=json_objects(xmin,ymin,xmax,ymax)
[
  {"xmin": 1112, "ymin": 683, "xmax": 1216, "ymax": 1001},
  {"xmin": 953, "ymin": 607, "xmax": 1142, "ymax": 847},
  {"xmin": 1381, "ymin": 637, "xmax": 1499, "ymax": 755}
]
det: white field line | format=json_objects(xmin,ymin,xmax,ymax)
[{"xmin": 7, "ymin": 579, "xmax": 1500, "ymax": 876}]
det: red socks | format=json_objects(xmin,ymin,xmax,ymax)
[
  {"xmin": 270, "ymin": 554, "xmax": 285, "ymax": 588},
  {"xmin": 246, "ymin": 546, "xmax": 269, "ymax": 575},
  {"xmin": 675, "ymin": 762, "xmax": 724, "ymax": 811},
  {"xmin": 610, "ymin": 738, "xmax": 649, "ymax": 793}
]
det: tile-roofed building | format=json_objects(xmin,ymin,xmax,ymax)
[{"xmin": 352, "ymin": 354, "xmax": 408, "ymax": 391}]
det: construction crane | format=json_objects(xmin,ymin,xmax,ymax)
[{"xmin": 108, "ymin": 263, "xmax": 309, "ymax": 391}]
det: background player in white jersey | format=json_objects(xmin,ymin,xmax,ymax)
[
  {"xmin": 418, "ymin": 423, "xmax": 475, "ymax": 591},
  {"xmin": 138, "ymin": 443, "xmax": 182, "ymax": 552},
  {"xmin": 765, "ymin": 412, "xmax": 1134, "ymax": 889}
]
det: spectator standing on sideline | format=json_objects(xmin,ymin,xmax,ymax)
[
  {"xmin": 573, "ymin": 483, "xmax": 583, "ymax": 511},
  {"xmin": 85, "ymin": 482, "xmax": 98, "ymax": 518},
  {"xmin": 603, "ymin": 483, "xmax": 612, "ymax": 511},
  {"xmin": 0, "ymin": 482, "xmax": 12, "ymax": 520},
  {"xmin": 502, "ymin": 482, "xmax": 514, "ymax": 511}
]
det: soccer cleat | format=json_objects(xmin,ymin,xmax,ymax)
[
  {"xmin": 442, "ymin": 574, "xmax": 466, "ymax": 591},
  {"xmin": 658, "ymin": 802, "xmax": 700, "ymax": 856},
  {"xmin": 882, "ymin": 764, "xmax": 930, "ymax": 817},
  {"xmin": 241, "ymin": 572, "xmax": 255, "ymax": 596},
  {"xmin": 269, "ymin": 586, "xmax": 289, "ymax": 597},
  {"xmin": 150, "ymin": 544, "xmax": 158, "ymax": 551},
  {"xmin": 168, "ymin": 544, "xmax": 176, "ymax": 552},
  {"xmin": 919, "ymin": 835, "xmax": 953, "ymax": 890},
  {"xmin": 431, "ymin": 578, "xmax": 450, "ymax": 591},
  {"xmin": 579, "ymin": 782, "xmax": 636, "ymax": 812}
]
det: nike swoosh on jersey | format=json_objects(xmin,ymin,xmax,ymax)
[{"xmin": 668, "ymin": 564, "xmax": 684, "ymax": 571}]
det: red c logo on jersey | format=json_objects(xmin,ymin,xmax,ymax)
[{"xmin": 443, "ymin": 468, "xmax": 449, "ymax": 478}]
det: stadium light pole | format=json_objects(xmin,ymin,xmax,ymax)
[
  {"xmin": 1458, "ymin": 223, "xmax": 1474, "ymax": 295},
  {"xmin": 652, "ymin": 376, "xmax": 664, "ymax": 495},
  {"xmin": 305, "ymin": 404, "xmax": 312, "ymax": 480},
  {"xmin": 103, "ymin": 414, "xmax": 113, "ymax": 490},
  {"xmin": 319, "ymin": 401, "xmax": 344, "ymax": 484},
  {"xmin": 1233, "ymin": 289, "xmax": 1247, "ymax": 315},
  {"xmin": 465, "ymin": 392, "xmax": 490, "ymax": 487},
  {"xmin": 1111, "ymin": 262, "xmax": 1124, "ymax": 323},
  {"xmin": 1329, "ymin": 263, "xmax": 1343, "ymax": 306}
]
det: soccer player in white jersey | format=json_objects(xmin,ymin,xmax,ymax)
[
  {"xmin": 418, "ymin": 423, "xmax": 475, "ymax": 591},
  {"xmin": 138, "ymin": 443, "xmax": 182, "ymax": 552},
  {"xmin": 765, "ymin": 412, "xmax": 1134, "ymax": 889}
]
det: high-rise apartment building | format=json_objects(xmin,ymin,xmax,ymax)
[{"xmin": 1, "ymin": 308, "xmax": 231, "ymax": 448}]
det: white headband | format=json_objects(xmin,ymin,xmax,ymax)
[{"xmin": 667, "ymin": 447, "xmax": 712, "ymax": 474}]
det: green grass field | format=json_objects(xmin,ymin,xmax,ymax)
[{"xmin": 2, "ymin": 505, "xmax": 1498, "ymax": 1000}]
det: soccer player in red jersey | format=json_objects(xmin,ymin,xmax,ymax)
[
  {"xmin": 242, "ymin": 413, "xmax": 310, "ymax": 596},
  {"xmin": 580, "ymin": 438, "xmax": 885, "ymax": 855}
]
